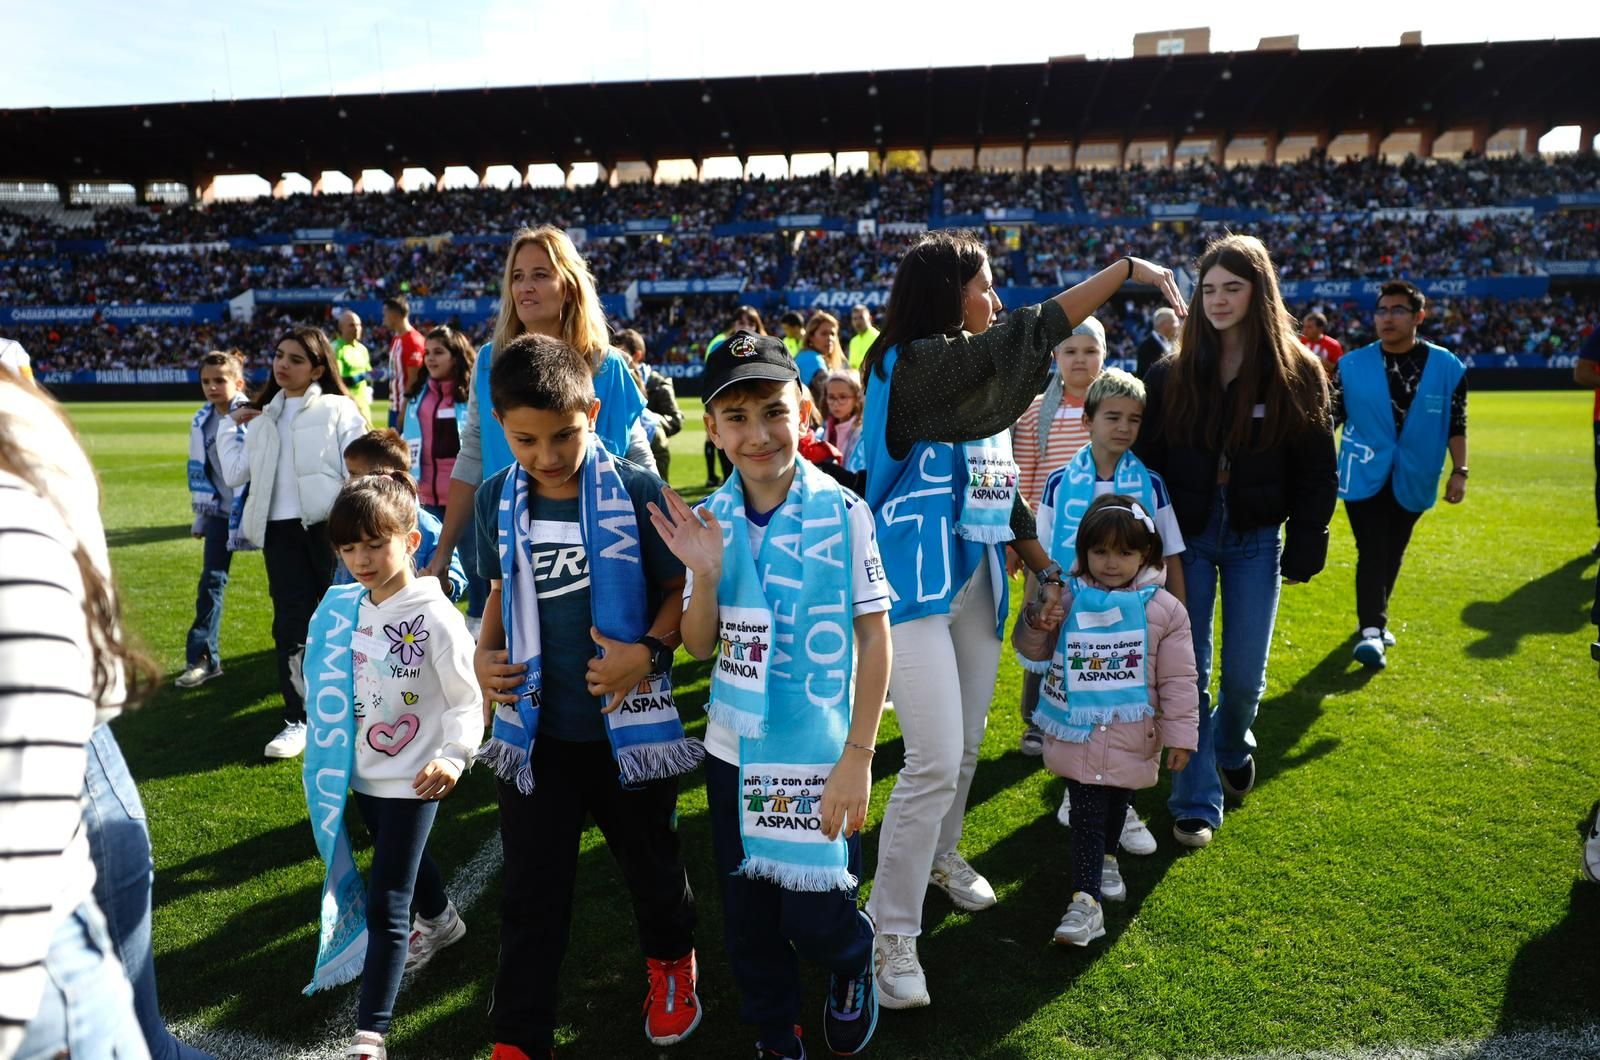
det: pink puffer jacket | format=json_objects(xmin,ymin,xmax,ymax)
[{"xmin": 1041, "ymin": 568, "xmax": 1200, "ymax": 791}]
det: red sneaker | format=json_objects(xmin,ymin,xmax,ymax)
[
  {"xmin": 643, "ymin": 950, "xmax": 702, "ymax": 1045},
  {"xmin": 490, "ymin": 1046, "xmax": 550, "ymax": 1060}
]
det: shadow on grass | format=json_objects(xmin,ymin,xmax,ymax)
[
  {"xmin": 1250, "ymin": 635, "xmax": 1375, "ymax": 795},
  {"xmin": 117, "ymin": 649, "xmax": 288, "ymax": 782},
  {"xmin": 1461, "ymin": 553, "xmax": 1598, "ymax": 659},
  {"xmin": 106, "ymin": 523, "xmax": 194, "ymax": 547},
  {"xmin": 1496, "ymin": 857, "xmax": 1600, "ymax": 1035}
]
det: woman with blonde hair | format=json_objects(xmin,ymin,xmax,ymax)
[
  {"xmin": 798, "ymin": 310, "xmax": 848, "ymax": 409},
  {"xmin": 424, "ymin": 225, "xmax": 650, "ymax": 586},
  {"xmin": 1134, "ymin": 233, "xmax": 1336, "ymax": 849}
]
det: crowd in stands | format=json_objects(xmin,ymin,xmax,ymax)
[
  {"xmin": 3, "ymin": 207, "xmax": 1592, "ymax": 307},
  {"xmin": 4, "ymin": 153, "xmax": 1597, "ymax": 371}
]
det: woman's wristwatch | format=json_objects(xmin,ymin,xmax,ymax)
[
  {"xmin": 1450, "ymin": 466, "xmax": 1468, "ymax": 479},
  {"xmin": 1035, "ymin": 561, "xmax": 1066, "ymax": 588}
]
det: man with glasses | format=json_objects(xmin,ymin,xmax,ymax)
[{"xmin": 1330, "ymin": 281, "xmax": 1468, "ymax": 669}]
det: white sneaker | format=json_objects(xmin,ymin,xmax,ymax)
[
  {"xmin": 1100, "ymin": 857, "xmax": 1126, "ymax": 902},
  {"xmin": 175, "ymin": 661, "xmax": 223, "ymax": 689},
  {"xmin": 345, "ymin": 1030, "xmax": 386, "ymax": 1059},
  {"xmin": 1353, "ymin": 627, "xmax": 1387, "ymax": 669},
  {"xmin": 465, "ymin": 615, "xmax": 483, "ymax": 639},
  {"xmin": 1381, "ymin": 628, "xmax": 1397, "ymax": 647},
  {"xmin": 874, "ymin": 932, "xmax": 930, "ymax": 1009},
  {"xmin": 1056, "ymin": 788, "xmax": 1072, "ymax": 827},
  {"xmin": 405, "ymin": 901, "xmax": 466, "ymax": 971},
  {"xmin": 929, "ymin": 851, "xmax": 996, "ymax": 911},
  {"xmin": 263, "ymin": 721, "xmax": 307, "ymax": 759},
  {"xmin": 1118, "ymin": 806, "xmax": 1157, "ymax": 855},
  {"xmin": 1052, "ymin": 892, "xmax": 1105, "ymax": 947}
]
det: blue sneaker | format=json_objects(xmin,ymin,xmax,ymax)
[
  {"xmin": 823, "ymin": 913, "xmax": 879, "ymax": 1055},
  {"xmin": 1354, "ymin": 628, "xmax": 1387, "ymax": 669}
]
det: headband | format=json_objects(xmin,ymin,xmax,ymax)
[{"xmin": 1087, "ymin": 502, "xmax": 1155, "ymax": 534}]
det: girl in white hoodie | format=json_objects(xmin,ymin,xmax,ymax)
[
  {"xmin": 217, "ymin": 328, "xmax": 368, "ymax": 758},
  {"xmin": 322, "ymin": 472, "xmax": 482, "ymax": 1060}
]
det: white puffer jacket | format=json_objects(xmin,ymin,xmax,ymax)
[{"xmin": 217, "ymin": 382, "xmax": 368, "ymax": 546}]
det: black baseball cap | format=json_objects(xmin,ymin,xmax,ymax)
[{"xmin": 701, "ymin": 330, "xmax": 799, "ymax": 405}]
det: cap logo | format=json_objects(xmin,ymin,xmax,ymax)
[{"xmin": 728, "ymin": 334, "xmax": 759, "ymax": 358}]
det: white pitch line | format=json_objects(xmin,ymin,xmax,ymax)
[{"xmin": 172, "ymin": 832, "xmax": 503, "ymax": 1060}]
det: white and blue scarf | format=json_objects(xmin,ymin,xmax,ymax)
[
  {"xmin": 300, "ymin": 583, "xmax": 369, "ymax": 994},
  {"xmin": 703, "ymin": 461, "xmax": 857, "ymax": 893},
  {"xmin": 1018, "ymin": 445, "xmax": 1156, "ymax": 675},
  {"xmin": 476, "ymin": 441, "xmax": 701, "ymax": 793},
  {"xmin": 188, "ymin": 398, "xmax": 254, "ymax": 551},
  {"xmin": 1034, "ymin": 578, "xmax": 1155, "ymax": 744},
  {"xmin": 954, "ymin": 429, "xmax": 1020, "ymax": 544}
]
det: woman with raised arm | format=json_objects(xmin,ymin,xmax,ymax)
[
  {"xmin": 859, "ymin": 231, "xmax": 1184, "ymax": 1010},
  {"xmin": 1133, "ymin": 234, "xmax": 1336, "ymax": 850}
]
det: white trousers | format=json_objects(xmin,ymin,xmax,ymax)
[{"xmin": 866, "ymin": 567, "xmax": 1003, "ymax": 938}]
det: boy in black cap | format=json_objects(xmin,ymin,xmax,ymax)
[{"xmin": 650, "ymin": 331, "xmax": 892, "ymax": 1058}]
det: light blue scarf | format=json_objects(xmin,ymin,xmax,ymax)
[
  {"xmin": 188, "ymin": 398, "xmax": 254, "ymax": 551},
  {"xmin": 704, "ymin": 460, "xmax": 857, "ymax": 892},
  {"xmin": 300, "ymin": 582, "xmax": 369, "ymax": 994},
  {"xmin": 1034, "ymin": 578, "xmax": 1155, "ymax": 744},
  {"xmin": 476, "ymin": 440, "xmax": 701, "ymax": 793}
]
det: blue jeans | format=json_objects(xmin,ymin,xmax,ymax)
[
  {"xmin": 351, "ymin": 792, "xmax": 447, "ymax": 1034},
  {"xmin": 423, "ymin": 503, "xmax": 488, "ymax": 620},
  {"xmin": 84, "ymin": 725, "xmax": 214, "ymax": 1060},
  {"xmin": 706, "ymin": 755, "xmax": 870, "ymax": 1048},
  {"xmin": 15, "ymin": 901, "xmax": 150, "ymax": 1060},
  {"xmin": 184, "ymin": 514, "xmax": 232, "ymax": 668},
  {"xmin": 1167, "ymin": 488, "xmax": 1282, "ymax": 830}
]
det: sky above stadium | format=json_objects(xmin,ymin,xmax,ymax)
[{"xmin": 5, "ymin": 0, "xmax": 1596, "ymax": 152}]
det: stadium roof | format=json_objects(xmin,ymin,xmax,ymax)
[{"xmin": 5, "ymin": 37, "xmax": 1598, "ymax": 187}]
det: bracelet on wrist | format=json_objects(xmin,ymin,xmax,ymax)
[
  {"xmin": 1124, "ymin": 257, "xmax": 1135, "ymax": 281},
  {"xmin": 1450, "ymin": 467, "xmax": 1468, "ymax": 479},
  {"xmin": 844, "ymin": 741, "xmax": 876, "ymax": 756}
]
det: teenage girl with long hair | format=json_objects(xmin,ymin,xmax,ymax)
[{"xmin": 1133, "ymin": 233, "xmax": 1337, "ymax": 849}]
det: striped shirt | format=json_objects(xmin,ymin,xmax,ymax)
[
  {"xmin": 1011, "ymin": 391, "xmax": 1092, "ymax": 515},
  {"xmin": 0, "ymin": 481, "xmax": 98, "ymax": 1052},
  {"xmin": 0, "ymin": 382, "xmax": 119, "ymax": 1055}
]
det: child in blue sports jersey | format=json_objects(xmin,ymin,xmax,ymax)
[
  {"xmin": 651, "ymin": 331, "xmax": 892, "ymax": 1059},
  {"xmin": 1026, "ymin": 368, "xmax": 1186, "ymax": 847},
  {"xmin": 335, "ymin": 430, "xmax": 467, "ymax": 602}
]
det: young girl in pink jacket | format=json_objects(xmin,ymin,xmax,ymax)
[{"xmin": 1017, "ymin": 494, "xmax": 1199, "ymax": 946}]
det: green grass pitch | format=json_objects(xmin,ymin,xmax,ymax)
[{"xmin": 72, "ymin": 392, "xmax": 1600, "ymax": 1059}]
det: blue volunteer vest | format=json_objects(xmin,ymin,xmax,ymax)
[
  {"xmin": 1337, "ymin": 341, "xmax": 1464, "ymax": 514},
  {"xmin": 861, "ymin": 347, "xmax": 1010, "ymax": 636},
  {"xmin": 473, "ymin": 341, "xmax": 646, "ymax": 481}
]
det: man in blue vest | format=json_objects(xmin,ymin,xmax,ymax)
[{"xmin": 1332, "ymin": 280, "xmax": 1468, "ymax": 669}]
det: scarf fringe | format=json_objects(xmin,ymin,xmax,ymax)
[
  {"xmin": 615, "ymin": 737, "xmax": 706, "ymax": 784},
  {"xmin": 1033, "ymin": 711, "xmax": 1093, "ymax": 744},
  {"xmin": 475, "ymin": 737, "xmax": 535, "ymax": 794},
  {"xmin": 954, "ymin": 522, "xmax": 1015, "ymax": 545},
  {"xmin": 708, "ymin": 700, "xmax": 767, "ymax": 740},
  {"xmin": 1065, "ymin": 702, "xmax": 1154, "ymax": 728},
  {"xmin": 302, "ymin": 933, "xmax": 367, "ymax": 996},
  {"xmin": 737, "ymin": 855, "xmax": 859, "ymax": 894},
  {"xmin": 1014, "ymin": 650, "xmax": 1052, "ymax": 675}
]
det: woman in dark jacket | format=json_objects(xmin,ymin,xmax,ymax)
[{"xmin": 1134, "ymin": 234, "xmax": 1337, "ymax": 849}]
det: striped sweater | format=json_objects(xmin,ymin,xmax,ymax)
[{"xmin": 0, "ymin": 382, "xmax": 119, "ymax": 1058}]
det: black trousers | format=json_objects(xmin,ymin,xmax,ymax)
[
  {"xmin": 706, "ymin": 756, "xmax": 870, "ymax": 1047},
  {"xmin": 1592, "ymin": 421, "xmax": 1599, "ymax": 527},
  {"xmin": 1344, "ymin": 479, "xmax": 1424, "ymax": 633},
  {"xmin": 1064, "ymin": 779, "xmax": 1133, "ymax": 903},
  {"xmin": 490, "ymin": 736, "xmax": 696, "ymax": 1052},
  {"xmin": 261, "ymin": 519, "xmax": 335, "ymax": 724}
]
